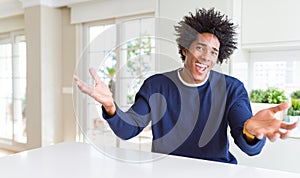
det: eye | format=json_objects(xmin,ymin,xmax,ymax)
[
  {"xmin": 196, "ymin": 46, "xmax": 204, "ymax": 51},
  {"xmin": 211, "ymin": 51, "xmax": 218, "ymax": 56}
]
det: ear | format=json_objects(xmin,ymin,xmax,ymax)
[{"xmin": 182, "ymin": 49, "xmax": 188, "ymax": 56}]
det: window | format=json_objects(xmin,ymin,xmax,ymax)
[
  {"xmin": 118, "ymin": 18, "xmax": 155, "ymax": 108},
  {"xmin": 0, "ymin": 31, "xmax": 27, "ymax": 144},
  {"xmin": 252, "ymin": 61, "xmax": 286, "ymax": 89},
  {"xmin": 231, "ymin": 50, "xmax": 300, "ymax": 99},
  {"xmin": 78, "ymin": 15, "xmax": 155, "ymax": 151},
  {"xmin": 248, "ymin": 50, "xmax": 300, "ymax": 96}
]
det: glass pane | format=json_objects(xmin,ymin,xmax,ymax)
[
  {"xmin": 0, "ymin": 43, "xmax": 12, "ymax": 58},
  {"xmin": 0, "ymin": 44, "xmax": 12, "ymax": 78},
  {"xmin": 0, "ymin": 34, "xmax": 27, "ymax": 143},
  {"xmin": 253, "ymin": 61, "xmax": 286, "ymax": 89},
  {"xmin": 120, "ymin": 47, "xmax": 155, "ymax": 78},
  {"xmin": 293, "ymin": 61, "xmax": 300, "ymax": 88},
  {"xmin": 141, "ymin": 18, "xmax": 155, "ymax": 36},
  {"xmin": 13, "ymin": 78, "xmax": 26, "ymax": 100},
  {"xmin": 0, "ymin": 78, "xmax": 12, "ymax": 98},
  {"xmin": 87, "ymin": 102, "xmax": 100, "ymax": 128},
  {"xmin": 0, "ymin": 98, "xmax": 13, "ymax": 139},
  {"xmin": 88, "ymin": 51, "xmax": 107, "ymax": 71},
  {"xmin": 0, "ymin": 59, "xmax": 12, "ymax": 78},
  {"xmin": 13, "ymin": 98, "xmax": 26, "ymax": 143},
  {"xmin": 119, "ymin": 78, "xmax": 144, "ymax": 107},
  {"xmin": 231, "ymin": 62, "xmax": 249, "ymax": 89},
  {"xmin": 13, "ymin": 42, "xmax": 26, "ymax": 78},
  {"xmin": 121, "ymin": 20, "xmax": 139, "ymax": 43},
  {"xmin": 13, "ymin": 38, "xmax": 27, "ymax": 143},
  {"xmin": 118, "ymin": 18, "xmax": 156, "ymax": 108},
  {"xmin": 89, "ymin": 24, "xmax": 116, "ymax": 52},
  {"xmin": 0, "ymin": 41, "xmax": 13, "ymax": 140}
]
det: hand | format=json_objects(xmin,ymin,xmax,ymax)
[
  {"xmin": 73, "ymin": 68, "xmax": 116, "ymax": 116},
  {"xmin": 246, "ymin": 102, "xmax": 298, "ymax": 141}
]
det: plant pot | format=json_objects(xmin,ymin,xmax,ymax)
[
  {"xmin": 283, "ymin": 114, "xmax": 300, "ymax": 138},
  {"xmin": 284, "ymin": 115, "xmax": 300, "ymax": 123}
]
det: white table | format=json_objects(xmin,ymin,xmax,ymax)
[{"xmin": 0, "ymin": 142, "xmax": 299, "ymax": 178}]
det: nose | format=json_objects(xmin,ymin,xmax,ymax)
[{"xmin": 199, "ymin": 49, "xmax": 210, "ymax": 62}]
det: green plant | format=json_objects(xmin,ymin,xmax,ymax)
[
  {"xmin": 98, "ymin": 52, "xmax": 116, "ymax": 79},
  {"xmin": 291, "ymin": 90, "xmax": 300, "ymax": 99},
  {"xmin": 287, "ymin": 104, "xmax": 300, "ymax": 116},
  {"xmin": 106, "ymin": 67, "xmax": 116, "ymax": 79},
  {"xmin": 264, "ymin": 88, "xmax": 287, "ymax": 104},
  {"xmin": 126, "ymin": 35, "xmax": 152, "ymax": 104},
  {"xmin": 249, "ymin": 88, "xmax": 287, "ymax": 104},
  {"xmin": 97, "ymin": 52, "xmax": 116, "ymax": 96},
  {"xmin": 126, "ymin": 35, "xmax": 152, "ymax": 77},
  {"xmin": 287, "ymin": 91, "xmax": 300, "ymax": 116},
  {"xmin": 250, "ymin": 89, "xmax": 265, "ymax": 103}
]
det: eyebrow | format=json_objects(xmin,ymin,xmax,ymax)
[{"xmin": 197, "ymin": 42, "xmax": 219, "ymax": 52}]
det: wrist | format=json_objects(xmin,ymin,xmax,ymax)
[
  {"xmin": 103, "ymin": 103, "xmax": 116, "ymax": 117},
  {"xmin": 243, "ymin": 120, "xmax": 255, "ymax": 140}
]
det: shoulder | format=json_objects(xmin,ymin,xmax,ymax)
[
  {"xmin": 210, "ymin": 70, "xmax": 244, "ymax": 87},
  {"xmin": 138, "ymin": 69, "xmax": 179, "ymax": 95},
  {"xmin": 144, "ymin": 69, "xmax": 178, "ymax": 84},
  {"xmin": 209, "ymin": 70, "xmax": 247, "ymax": 96}
]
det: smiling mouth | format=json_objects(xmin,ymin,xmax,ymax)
[{"xmin": 195, "ymin": 63, "xmax": 208, "ymax": 72}]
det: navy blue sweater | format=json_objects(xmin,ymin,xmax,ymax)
[{"xmin": 102, "ymin": 69, "xmax": 266, "ymax": 164}]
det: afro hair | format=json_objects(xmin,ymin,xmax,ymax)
[{"xmin": 175, "ymin": 8, "xmax": 237, "ymax": 64}]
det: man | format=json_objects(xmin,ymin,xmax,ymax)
[{"xmin": 74, "ymin": 8, "xmax": 297, "ymax": 164}]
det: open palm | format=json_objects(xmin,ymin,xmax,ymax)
[
  {"xmin": 246, "ymin": 103, "xmax": 298, "ymax": 141},
  {"xmin": 74, "ymin": 68, "xmax": 116, "ymax": 116}
]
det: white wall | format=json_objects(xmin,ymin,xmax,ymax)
[
  {"xmin": 24, "ymin": 6, "xmax": 42, "ymax": 149},
  {"xmin": 40, "ymin": 6, "xmax": 63, "ymax": 146},
  {"xmin": 61, "ymin": 8, "xmax": 77, "ymax": 142},
  {"xmin": 242, "ymin": 0, "xmax": 300, "ymax": 48},
  {"xmin": 24, "ymin": 5, "xmax": 63, "ymax": 148}
]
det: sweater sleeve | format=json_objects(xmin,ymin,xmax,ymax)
[
  {"xmin": 102, "ymin": 81, "xmax": 152, "ymax": 140},
  {"xmin": 228, "ymin": 83, "xmax": 266, "ymax": 156}
]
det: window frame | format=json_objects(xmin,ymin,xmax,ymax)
[
  {"xmin": 0, "ymin": 30, "xmax": 27, "ymax": 145},
  {"xmin": 76, "ymin": 13, "xmax": 155, "ymax": 151}
]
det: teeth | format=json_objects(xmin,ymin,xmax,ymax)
[
  {"xmin": 196, "ymin": 63, "xmax": 207, "ymax": 67},
  {"xmin": 196, "ymin": 63, "xmax": 208, "ymax": 71}
]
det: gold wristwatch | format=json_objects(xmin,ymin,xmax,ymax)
[{"xmin": 243, "ymin": 120, "xmax": 255, "ymax": 140}]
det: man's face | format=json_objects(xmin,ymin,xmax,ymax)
[{"xmin": 182, "ymin": 33, "xmax": 220, "ymax": 84}]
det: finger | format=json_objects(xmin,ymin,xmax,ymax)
[
  {"xmin": 267, "ymin": 132, "xmax": 280, "ymax": 142},
  {"xmin": 74, "ymin": 78, "xmax": 93, "ymax": 95},
  {"xmin": 251, "ymin": 127, "xmax": 265, "ymax": 140},
  {"xmin": 252, "ymin": 123, "xmax": 280, "ymax": 140},
  {"xmin": 73, "ymin": 74, "xmax": 81, "ymax": 82},
  {"xmin": 280, "ymin": 121, "xmax": 298, "ymax": 130},
  {"xmin": 268, "ymin": 102, "xmax": 290, "ymax": 114},
  {"xmin": 89, "ymin": 68, "xmax": 101, "ymax": 84},
  {"xmin": 74, "ymin": 75, "xmax": 90, "ymax": 91},
  {"xmin": 279, "ymin": 129, "xmax": 290, "ymax": 139},
  {"xmin": 256, "ymin": 133, "xmax": 264, "ymax": 140}
]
